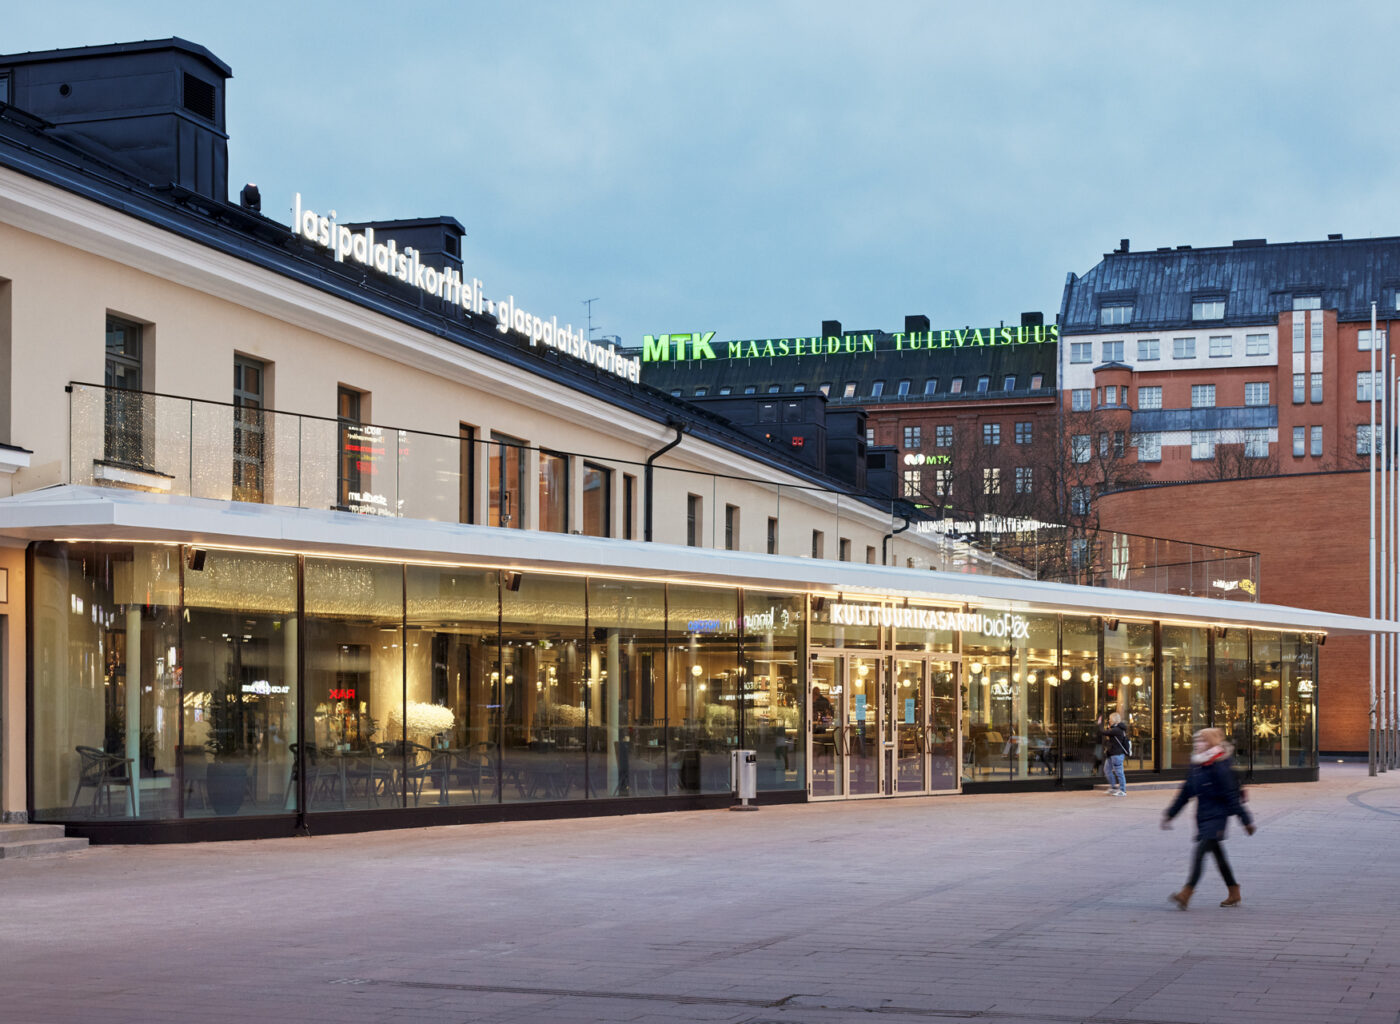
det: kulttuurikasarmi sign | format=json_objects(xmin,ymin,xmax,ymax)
[{"xmin": 642, "ymin": 324, "xmax": 1059, "ymax": 364}]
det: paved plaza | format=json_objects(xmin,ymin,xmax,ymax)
[{"xmin": 2, "ymin": 763, "xmax": 1399, "ymax": 1024}]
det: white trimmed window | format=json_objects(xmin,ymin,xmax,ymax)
[
  {"xmin": 1103, "ymin": 340, "xmax": 1124, "ymax": 362},
  {"xmin": 1245, "ymin": 430, "xmax": 1269, "ymax": 458},
  {"xmin": 1311, "ymin": 425, "xmax": 1323, "ymax": 456},
  {"xmin": 1294, "ymin": 295, "xmax": 1321, "ymax": 310},
  {"xmin": 1191, "ymin": 384, "xmax": 1216, "ymax": 408},
  {"xmin": 1293, "ymin": 426, "xmax": 1305, "ymax": 457},
  {"xmin": 1138, "ymin": 385, "xmax": 1162, "ymax": 409},
  {"xmin": 903, "ymin": 425, "xmax": 921, "ymax": 448},
  {"xmin": 935, "ymin": 425, "xmax": 953, "ymax": 447},
  {"xmin": 983, "ymin": 422, "xmax": 1001, "ymax": 445},
  {"xmin": 1192, "ymin": 299, "xmax": 1225, "ymax": 320},
  {"xmin": 1133, "ymin": 432, "xmax": 1161, "ymax": 461},
  {"xmin": 1358, "ymin": 371, "xmax": 1384, "ymax": 402},
  {"xmin": 1138, "ymin": 338, "xmax": 1160, "ymax": 361},
  {"xmin": 1245, "ymin": 333, "xmax": 1269, "ymax": 356},
  {"xmin": 902, "ymin": 470, "xmax": 921, "ymax": 498},
  {"xmin": 1359, "ymin": 425, "xmax": 1378, "ymax": 455},
  {"xmin": 1244, "ymin": 382, "xmax": 1270, "ymax": 406},
  {"xmin": 934, "ymin": 468, "xmax": 952, "ymax": 496},
  {"xmin": 1072, "ymin": 389, "xmax": 1092, "ymax": 411},
  {"xmin": 1191, "ymin": 430, "xmax": 1216, "ymax": 460},
  {"xmin": 1100, "ymin": 304, "xmax": 1133, "ymax": 326},
  {"xmin": 1071, "ymin": 434, "xmax": 1090, "ymax": 463},
  {"xmin": 983, "ymin": 467, "xmax": 1001, "ymax": 495},
  {"xmin": 1209, "ymin": 335, "xmax": 1232, "ymax": 357},
  {"xmin": 1015, "ymin": 466, "xmax": 1032, "ymax": 493},
  {"xmin": 1070, "ymin": 486, "xmax": 1091, "ymax": 515},
  {"xmin": 1360, "ymin": 329, "xmax": 1389, "ymax": 351},
  {"xmin": 1173, "ymin": 337, "xmax": 1196, "ymax": 359},
  {"xmin": 1070, "ymin": 342, "xmax": 1093, "ymax": 363}
]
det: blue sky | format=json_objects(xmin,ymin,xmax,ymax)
[{"xmin": 7, "ymin": 1, "xmax": 1400, "ymax": 346}]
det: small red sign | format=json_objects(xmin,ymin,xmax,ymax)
[{"xmin": 328, "ymin": 688, "xmax": 356, "ymax": 700}]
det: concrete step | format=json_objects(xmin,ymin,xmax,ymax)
[
  {"xmin": 0, "ymin": 837, "xmax": 90, "ymax": 859},
  {"xmin": 0, "ymin": 824, "xmax": 89, "ymax": 859},
  {"xmin": 0, "ymin": 823, "xmax": 70, "ymax": 843}
]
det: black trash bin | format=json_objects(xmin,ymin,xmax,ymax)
[{"xmin": 679, "ymin": 749, "xmax": 701, "ymax": 791}]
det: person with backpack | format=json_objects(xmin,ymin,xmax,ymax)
[
  {"xmin": 1161, "ymin": 727, "xmax": 1256, "ymax": 909},
  {"xmin": 1097, "ymin": 711, "xmax": 1131, "ymax": 796}
]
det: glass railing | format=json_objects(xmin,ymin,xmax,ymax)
[{"xmin": 66, "ymin": 383, "xmax": 1258, "ymax": 599}]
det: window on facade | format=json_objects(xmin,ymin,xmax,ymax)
[
  {"xmin": 582, "ymin": 462, "xmax": 612, "ymax": 537},
  {"xmin": 976, "ymin": 375, "xmax": 990, "ymax": 393},
  {"xmin": 811, "ymin": 529, "xmax": 824, "ymax": 559},
  {"xmin": 1173, "ymin": 337, "xmax": 1196, "ymax": 359},
  {"xmin": 694, "ymin": 387, "xmax": 708, "ymax": 396},
  {"xmin": 982, "ymin": 467, "xmax": 1001, "ymax": 494},
  {"xmin": 1292, "ymin": 426, "xmax": 1305, "ymax": 457},
  {"xmin": 1030, "ymin": 373, "xmax": 1044, "ymax": 389},
  {"xmin": 819, "ymin": 382, "xmax": 831, "ymax": 396},
  {"xmin": 766, "ymin": 516, "xmax": 777, "ymax": 554},
  {"xmin": 1311, "ymin": 315, "xmax": 1323, "ymax": 349},
  {"xmin": 1360, "ymin": 329, "xmax": 1389, "ymax": 351},
  {"xmin": 1138, "ymin": 338, "xmax": 1160, "ymax": 361},
  {"xmin": 1311, "ymin": 373, "xmax": 1323, "ymax": 403},
  {"xmin": 903, "ymin": 425, "xmax": 921, "ymax": 448},
  {"xmin": 902, "ymin": 469, "xmax": 922, "ymax": 498},
  {"xmin": 232, "ymin": 355, "xmax": 265, "ymax": 503},
  {"xmin": 842, "ymin": 382, "xmax": 857, "ymax": 398},
  {"xmin": 1358, "ymin": 425, "xmax": 1378, "ymax": 455},
  {"xmin": 1015, "ymin": 421, "xmax": 1032, "ymax": 444},
  {"xmin": 839, "ymin": 538, "xmax": 851, "ymax": 562},
  {"xmin": 1191, "ymin": 385, "xmax": 1216, "ymax": 408},
  {"xmin": 743, "ymin": 385, "xmax": 756, "ymax": 395},
  {"xmin": 934, "ymin": 469, "xmax": 952, "ymax": 497},
  {"xmin": 337, "ymin": 386, "xmax": 376, "ymax": 512},
  {"xmin": 623, "ymin": 474, "xmax": 636, "ymax": 540},
  {"xmin": 1098, "ymin": 431, "xmax": 1109, "ymax": 457},
  {"xmin": 724, "ymin": 504, "xmax": 739, "ymax": 550},
  {"xmin": 538, "ymin": 451, "xmax": 570, "ymax": 533},
  {"xmin": 1244, "ymin": 430, "xmax": 1269, "ymax": 458},
  {"xmin": 1113, "ymin": 430, "xmax": 1125, "ymax": 457},
  {"xmin": 1070, "ymin": 485, "xmax": 1091, "ymax": 515},
  {"xmin": 1072, "ymin": 388, "xmax": 1092, "ymax": 411},
  {"xmin": 718, "ymin": 386, "xmax": 732, "ymax": 395},
  {"xmin": 1209, "ymin": 335, "xmax": 1232, "ymax": 357},
  {"xmin": 105, "ymin": 316, "xmax": 149, "ymax": 469},
  {"xmin": 1191, "ymin": 430, "xmax": 1216, "ymax": 460},
  {"xmin": 793, "ymin": 383, "xmax": 805, "ymax": 393},
  {"xmin": 865, "ymin": 427, "xmax": 876, "ymax": 445},
  {"xmin": 1133, "ymin": 432, "xmax": 1161, "ymax": 461},
  {"xmin": 1003, "ymin": 375, "xmax": 1016, "ymax": 391},
  {"xmin": 670, "ymin": 389, "xmax": 681, "ymax": 397},
  {"xmin": 1015, "ymin": 466, "xmax": 1032, "ymax": 494},
  {"xmin": 1071, "ymin": 434, "xmax": 1090, "ymax": 463},
  {"xmin": 1192, "ymin": 299, "xmax": 1225, "ymax": 320},
  {"xmin": 897, "ymin": 379, "xmax": 911, "ymax": 396},
  {"xmin": 982, "ymin": 422, "xmax": 1001, "ymax": 445},
  {"xmin": 1293, "ymin": 316, "xmax": 1305, "ymax": 353},
  {"xmin": 1244, "ymin": 382, "xmax": 1270, "ymax": 406},
  {"xmin": 1293, "ymin": 295, "xmax": 1321, "ymax": 310},
  {"xmin": 489, "ymin": 431, "xmax": 525, "ymax": 529},
  {"xmin": 1246, "ymin": 333, "xmax": 1269, "ymax": 356},
  {"xmin": 687, "ymin": 494, "xmax": 702, "ymax": 546},
  {"xmin": 870, "ymin": 380, "xmax": 885, "ymax": 397},
  {"xmin": 1070, "ymin": 537, "xmax": 1090, "ymax": 569},
  {"xmin": 459, "ymin": 424, "xmax": 476, "ymax": 525},
  {"xmin": 1103, "ymin": 340, "xmax": 1124, "ymax": 362},
  {"xmin": 1138, "ymin": 385, "xmax": 1162, "ymax": 409},
  {"xmin": 1100, "ymin": 304, "xmax": 1133, "ymax": 325},
  {"xmin": 935, "ymin": 425, "xmax": 953, "ymax": 447},
  {"xmin": 1293, "ymin": 373, "xmax": 1306, "ymax": 403},
  {"xmin": 1070, "ymin": 342, "xmax": 1093, "ymax": 363},
  {"xmin": 1101, "ymin": 385, "xmax": 1117, "ymax": 406},
  {"xmin": 766, "ymin": 384, "xmax": 780, "ymax": 394},
  {"xmin": 1311, "ymin": 425, "xmax": 1323, "ymax": 456},
  {"xmin": 1357, "ymin": 371, "xmax": 1384, "ymax": 402},
  {"xmin": 950, "ymin": 378, "xmax": 964, "ymax": 393},
  {"xmin": 923, "ymin": 378, "xmax": 938, "ymax": 395}
]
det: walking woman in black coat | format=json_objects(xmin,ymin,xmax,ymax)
[{"xmin": 1161, "ymin": 727, "xmax": 1256, "ymax": 909}]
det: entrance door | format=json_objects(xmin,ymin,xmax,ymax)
[
  {"xmin": 808, "ymin": 652, "xmax": 959, "ymax": 800},
  {"xmin": 890, "ymin": 658, "xmax": 925, "ymax": 793}
]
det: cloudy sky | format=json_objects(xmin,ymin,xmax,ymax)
[{"xmin": 7, "ymin": 2, "xmax": 1400, "ymax": 345}]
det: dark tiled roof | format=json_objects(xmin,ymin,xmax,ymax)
[{"xmin": 1061, "ymin": 237, "xmax": 1400, "ymax": 333}]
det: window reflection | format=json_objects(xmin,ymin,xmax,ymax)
[{"xmin": 669, "ymin": 586, "xmax": 740, "ymax": 793}]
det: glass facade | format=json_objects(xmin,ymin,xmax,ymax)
[{"xmin": 28, "ymin": 542, "xmax": 1321, "ymax": 829}]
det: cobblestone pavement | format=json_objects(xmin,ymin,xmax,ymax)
[{"xmin": 3, "ymin": 762, "xmax": 1399, "ymax": 1024}]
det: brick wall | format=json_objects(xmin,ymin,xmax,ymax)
[{"xmin": 1096, "ymin": 471, "xmax": 1373, "ymax": 752}]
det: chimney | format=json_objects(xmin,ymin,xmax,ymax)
[
  {"xmin": 1117, "ymin": 238, "xmax": 1129, "ymax": 253},
  {"xmin": 904, "ymin": 314, "xmax": 930, "ymax": 333},
  {"xmin": 821, "ymin": 319, "xmax": 842, "ymax": 338}
]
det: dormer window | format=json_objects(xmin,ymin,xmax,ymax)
[
  {"xmin": 1192, "ymin": 298, "xmax": 1225, "ymax": 320},
  {"xmin": 1100, "ymin": 303, "xmax": 1133, "ymax": 326}
]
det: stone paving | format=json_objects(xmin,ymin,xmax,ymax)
[{"xmin": 2, "ymin": 762, "xmax": 1399, "ymax": 1024}]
